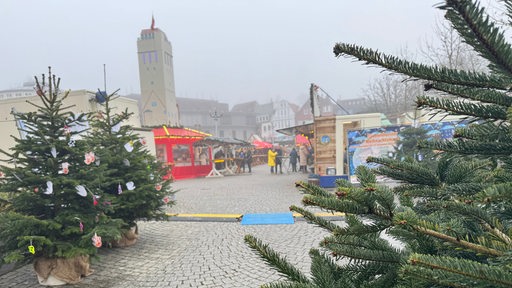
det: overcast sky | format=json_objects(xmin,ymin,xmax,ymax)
[{"xmin": 1, "ymin": 0, "xmax": 443, "ymax": 107}]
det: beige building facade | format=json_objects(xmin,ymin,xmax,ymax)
[
  {"xmin": 137, "ymin": 19, "xmax": 180, "ymax": 127},
  {"xmin": 0, "ymin": 90, "xmax": 144, "ymax": 162}
]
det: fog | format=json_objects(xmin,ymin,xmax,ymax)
[{"xmin": 1, "ymin": 0, "xmax": 442, "ymax": 107}]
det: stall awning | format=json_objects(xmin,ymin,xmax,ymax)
[
  {"xmin": 153, "ymin": 126, "xmax": 211, "ymax": 139},
  {"xmin": 276, "ymin": 123, "xmax": 314, "ymax": 138}
]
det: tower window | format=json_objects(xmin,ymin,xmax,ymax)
[{"xmin": 152, "ymin": 101, "xmax": 157, "ymax": 107}]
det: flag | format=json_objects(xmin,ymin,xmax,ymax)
[{"xmin": 151, "ymin": 15, "xmax": 155, "ymax": 30}]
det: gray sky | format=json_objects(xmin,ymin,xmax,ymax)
[{"xmin": 1, "ymin": 0, "xmax": 442, "ymax": 107}]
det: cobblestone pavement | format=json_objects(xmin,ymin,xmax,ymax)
[{"xmin": 0, "ymin": 164, "xmax": 340, "ymax": 287}]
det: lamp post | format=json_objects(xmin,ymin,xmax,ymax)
[{"xmin": 209, "ymin": 108, "xmax": 223, "ymax": 137}]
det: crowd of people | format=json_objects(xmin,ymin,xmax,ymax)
[
  {"xmin": 211, "ymin": 143, "xmax": 313, "ymax": 176},
  {"xmin": 267, "ymin": 144, "xmax": 312, "ymax": 175}
]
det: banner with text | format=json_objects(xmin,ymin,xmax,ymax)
[{"xmin": 346, "ymin": 121, "xmax": 465, "ymax": 182}]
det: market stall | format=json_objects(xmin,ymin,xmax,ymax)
[
  {"xmin": 153, "ymin": 126, "xmax": 212, "ymax": 180},
  {"xmin": 193, "ymin": 136, "xmax": 251, "ymax": 177}
]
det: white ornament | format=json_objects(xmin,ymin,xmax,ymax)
[
  {"xmin": 43, "ymin": 181, "xmax": 53, "ymax": 195},
  {"xmin": 50, "ymin": 147, "xmax": 57, "ymax": 158},
  {"xmin": 126, "ymin": 181, "xmax": 136, "ymax": 190},
  {"xmin": 124, "ymin": 142, "xmax": 134, "ymax": 152},
  {"xmin": 111, "ymin": 123, "xmax": 121, "ymax": 133},
  {"xmin": 75, "ymin": 185, "xmax": 87, "ymax": 197}
]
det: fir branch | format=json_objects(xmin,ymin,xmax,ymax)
[
  {"xmin": 244, "ymin": 235, "xmax": 312, "ymax": 285},
  {"xmin": 332, "ymin": 214, "xmax": 392, "ymax": 237},
  {"xmin": 355, "ymin": 166, "xmax": 377, "ymax": 188},
  {"xmin": 410, "ymin": 224, "xmax": 504, "ymax": 257},
  {"xmin": 477, "ymin": 182, "xmax": 512, "ymax": 203},
  {"xmin": 322, "ymin": 234, "xmax": 404, "ymax": 264},
  {"xmin": 368, "ymin": 156, "xmax": 440, "ymax": 186},
  {"xmin": 309, "ymin": 249, "xmax": 353, "ymax": 288},
  {"xmin": 426, "ymin": 82, "xmax": 512, "ymax": 107},
  {"xmin": 301, "ymin": 195, "xmax": 369, "ymax": 216},
  {"xmin": 416, "ymin": 95, "xmax": 508, "ymax": 120},
  {"xmin": 408, "ymin": 253, "xmax": 512, "ymax": 287},
  {"xmin": 333, "ymin": 43, "xmax": 509, "ymax": 89},
  {"xmin": 454, "ymin": 122, "xmax": 510, "ymax": 142},
  {"xmin": 401, "ymin": 263, "xmax": 476, "ymax": 288},
  {"xmin": 290, "ymin": 205, "xmax": 342, "ymax": 233},
  {"xmin": 439, "ymin": 0, "xmax": 512, "ymax": 77},
  {"xmin": 419, "ymin": 138, "xmax": 512, "ymax": 156},
  {"xmin": 295, "ymin": 181, "xmax": 335, "ymax": 198}
]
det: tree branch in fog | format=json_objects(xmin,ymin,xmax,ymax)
[
  {"xmin": 362, "ymin": 74, "xmax": 422, "ymax": 118},
  {"xmin": 419, "ymin": 17, "xmax": 488, "ymax": 72}
]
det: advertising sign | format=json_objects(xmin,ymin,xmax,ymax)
[{"xmin": 347, "ymin": 121, "xmax": 465, "ymax": 181}]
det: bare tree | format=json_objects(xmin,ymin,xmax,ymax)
[
  {"xmin": 361, "ymin": 15, "xmax": 491, "ymax": 120},
  {"xmin": 362, "ymin": 74, "xmax": 422, "ymax": 119},
  {"xmin": 420, "ymin": 17, "xmax": 488, "ymax": 71}
]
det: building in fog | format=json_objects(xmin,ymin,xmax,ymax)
[{"xmin": 137, "ymin": 17, "xmax": 180, "ymax": 127}]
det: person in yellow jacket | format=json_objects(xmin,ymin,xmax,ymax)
[{"xmin": 267, "ymin": 147, "xmax": 278, "ymax": 174}]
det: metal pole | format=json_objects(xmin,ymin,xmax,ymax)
[
  {"xmin": 209, "ymin": 109, "xmax": 223, "ymax": 137},
  {"xmin": 103, "ymin": 64, "xmax": 107, "ymax": 93}
]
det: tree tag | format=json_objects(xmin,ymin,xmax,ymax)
[{"xmin": 28, "ymin": 240, "xmax": 35, "ymax": 254}]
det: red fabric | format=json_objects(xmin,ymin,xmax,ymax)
[
  {"xmin": 253, "ymin": 140, "xmax": 272, "ymax": 149},
  {"xmin": 295, "ymin": 134, "xmax": 310, "ymax": 145}
]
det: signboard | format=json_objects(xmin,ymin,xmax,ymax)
[{"xmin": 347, "ymin": 121, "xmax": 465, "ymax": 181}]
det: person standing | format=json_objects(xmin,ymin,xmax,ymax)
[
  {"xmin": 244, "ymin": 147, "xmax": 253, "ymax": 173},
  {"xmin": 275, "ymin": 146, "xmax": 283, "ymax": 174},
  {"xmin": 299, "ymin": 144, "xmax": 309, "ymax": 173},
  {"xmin": 289, "ymin": 147, "xmax": 298, "ymax": 172},
  {"xmin": 267, "ymin": 147, "xmax": 277, "ymax": 174},
  {"xmin": 237, "ymin": 148, "xmax": 245, "ymax": 173}
]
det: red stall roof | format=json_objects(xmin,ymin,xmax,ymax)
[{"xmin": 153, "ymin": 126, "xmax": 211, "ymax": 139}]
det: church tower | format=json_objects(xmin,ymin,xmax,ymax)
[{"xmin": 137, "ymin": 17, "xmax": 180, "ymax": 127}]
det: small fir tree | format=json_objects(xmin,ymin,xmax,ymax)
[
  {"xmin": 0, "ymin": 68, "xmax": 125, "ymax": 267},
  {"xmin": 85, "ymin": 90, "xmax": 175, "ymax": 233}
]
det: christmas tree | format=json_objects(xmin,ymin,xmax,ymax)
[
  {"xmin": 246, "ymin": 1, "xmax": 512, "ymax": 287},
  {"xmin": 0, "ymin": 68, "xmax": 124, "ymax": 283},
  {"xmin": 85, "ymin": 90, "xmax": 175, "ymax": 242}
]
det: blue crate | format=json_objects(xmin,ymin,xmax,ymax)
[{"xmin": 319, "ymin": 175, "xmax": 348, "ymax": 188}]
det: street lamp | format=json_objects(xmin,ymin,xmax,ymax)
[{"xmin": 209, "ymin": 108, "xmax": 223, "ymax": 137}]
